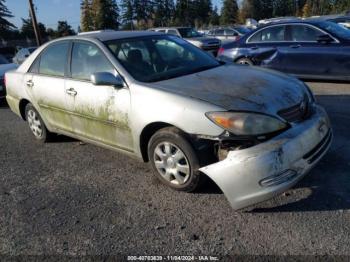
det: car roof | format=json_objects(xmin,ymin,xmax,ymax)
[
  {"xmin": 257, "ymin": 19, "xmax": 326, "ymax": 28},
  {"xmin": 74, "ymin": 30, "xmax": 163, "ymax": 41}
]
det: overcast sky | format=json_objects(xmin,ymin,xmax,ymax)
[{"xmin": 6, "ymin": 0, "xmax": 226, "ymax": 31}]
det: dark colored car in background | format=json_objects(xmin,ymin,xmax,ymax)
[{"xmin": 217, "ymin": 20, "xmax": 350, "ymax": 81}]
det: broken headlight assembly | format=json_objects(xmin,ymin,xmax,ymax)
[{"xmin": 206, "ymin": 111, "xmax": 288, "ymax": 136}]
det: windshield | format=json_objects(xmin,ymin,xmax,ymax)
[
  {"xmin": 177, "ymin": 28, "xmax": 202, "ymax": 38},
  {"xmin": 105, "ymin": 35, "xmax": 221, "ymax": 83},
  {"xmin": 234, "ymin": 27, "xmax": 251, "ymax": 35},
  {"xmin": 0, "ymin": 55, "xmax": 9, "ymax": 65},
  {"xmin": 317, "ymin": 21, "xmax": 350, "ymax": 40}
]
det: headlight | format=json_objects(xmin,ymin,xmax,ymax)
[{"xmin": 206, "ymin": 112, "xmax": 288, "ymax": 136}]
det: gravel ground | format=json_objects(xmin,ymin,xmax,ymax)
[{"xmin": 0, "ymin": 82, "xmax": 349, "ymax": 258}]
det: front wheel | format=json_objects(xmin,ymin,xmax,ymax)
[
  {"xmin": 148, "ymin": 127, "xmax": 201, "ymax": 192},
  {"xmin": 236, "ymin": 57, "xmax": 254, "ymax": 66}
]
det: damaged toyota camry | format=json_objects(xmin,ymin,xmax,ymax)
[{"xmin": 5, "ymin": 30, "xmax": 332, "ymax": 210}]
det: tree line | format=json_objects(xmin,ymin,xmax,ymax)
[
  {"xmin": 81, "ymin": 0, "xmax": 350, "ymax": 31},
  {"xmin": 1, "ymin": 0, "xmax": 350, "ymax": 41}
]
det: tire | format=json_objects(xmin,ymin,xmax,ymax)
[
  {"xmin": 236, "ymin": 57, "xmax": 254, "ymax": 66},
  {"xmin": 148, "ymin": 127, "xmax": 201, "ymax": 192},
  {"xmin": 25, "ymin": 103, "xmax": 52, "ymax": 142}
]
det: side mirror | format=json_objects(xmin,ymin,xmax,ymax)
[
  {"xmin": 91, "ymin": 72, "xmax": 124, "ymax": 88},
  {"xmin": 317, "ymin": 34, "xmax": 334, "ymax": 44}
]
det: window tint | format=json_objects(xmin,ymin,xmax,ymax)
[
  {"xmin": 225, "ymin": 29, "xmax": 237, "ymax": 36},
  {"xmin": 290, "ymin": 25, "xmax": 322, "ymax": 41},
  {"xmin": 29, "ymin": 57, "xmax": 40, "ymax": 73},
  {"xmin": 167, "ymin": 29, "xmax": 178, "ymax": 35},
  {"xmin": 216, "ymin": 29, "xmax": 225, "ymax": 36},
  {"xmin": 249, "ymin": 26, "xmax": 285, "ymax": 42},
  {"xmin": 39, "ymin": 42, "xmax": 69, "ymax": 76},
  {"xmin": 71, "ymin": 42, "xmax": 115, "ymax": 81}
]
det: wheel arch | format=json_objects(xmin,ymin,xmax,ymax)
[
  {"xmin": 139, "ymin": 122, "xmax": 192, "ymax": 162},
  {"xmin": 19, "ymin": 98, "xmax": 31, "ymax": 120}
]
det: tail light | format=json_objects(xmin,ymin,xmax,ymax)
[{"xmin": 218, "ymin": 47, "xmax": 225, "ymax": 56}]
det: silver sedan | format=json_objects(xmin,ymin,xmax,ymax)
[{"xmin": 5, "ymin": 31, "xmax": 332, "ymax": 210}]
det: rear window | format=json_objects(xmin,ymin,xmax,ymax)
[{"xmin": 39, "ymin": 42, "xmax": 69, "ymax": 77}]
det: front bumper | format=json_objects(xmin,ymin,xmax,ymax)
[{"xmin": 199, "ymin": 105, "xmax": 332, "ymax": 210}]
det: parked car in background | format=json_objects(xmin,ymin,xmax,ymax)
[
  {"xmin": 258, "ymin": 17, "xmax": 300, "ymax": 26},
  {"xmin": 0, "ymin": 46, "xmax": 17, "ymax": 62},
  {"xmin": 150, "ymin": 27, "xmax": 221, "ymax": 56},
  {"xmin": 0, "ymin": 55, "xmax": 17, "ymax": 100},
  {"xmin": 218, "ymin": 20, "xmax": 350, "ymax": 81},
  {"xmin": 13, "ymin": 47, "xmax": 37, "ymax": 64},
  {"xmin": 309, "ymin": 14, "xmax": 350, "ymax": 29},
  {"xmin": 207, "ymin": 26, "xmax": 252, "ymax": 43},
  {"xmin": 5, "ymin": 30, "xmax": 331, "ymax": 210}
]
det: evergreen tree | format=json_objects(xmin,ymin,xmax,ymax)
[
  {"xmin": 121, "ymin": 0, "xmax": 134, "ymax": 29},
  {"xmin": 81, "ymin": 0, "xmax": 93, "ymax": 31},
  {"xmin": 220, "ymin": 0, "xmax": 239, "ymax": 25},
  {"xmin": 0, "ymin": 0, "xmax": 16, "ymax": 38},
  {"xmin": 56, "ymin": 21, "xmax": 75, "ymax": 37},
  {"xmin": 91, "ymin": 0, "xmax": 120, "ymax": 30},
  {"xmin": 209, "ymin": 6, "xmax": 220, "ymax": 26},
  {"xmin": 154, "ymin": 0, "xmax": 175, "ymax": 27},
  {"xmin": 20, "ymin": 13, "xmax": 47, "ymax": 39}
]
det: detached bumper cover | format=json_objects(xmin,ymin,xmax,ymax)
[{"xmin": 199, "ymin": 105, "xmax": 332, "ymax": 210}]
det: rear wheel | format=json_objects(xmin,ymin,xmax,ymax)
[
  {"xmin": 148, "ymin": 127, "xmax": 201, "ymax": 192},
  {"xmin": 236, "ymin": 57, "xmax": 254, "ymax": 66},
  {"xmin": 25, "ymin": 103, "xmax": 52, "ymax": 142}
]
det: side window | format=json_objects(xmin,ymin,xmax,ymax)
[
  {"xmin": 29, "ymin": 57, "xmax": 40, "ymax": 74},
  {"xmin": 290, "ymin": 25, "xmax": 322, "ymax": 42},
  {"xmin": 249, "ymin": 26, "xmax": 285, "ymax": 42},
  {"xmin": 225, "ymin": 29, "xmax": 237, "ymax": 36},
  {"xmin": 39, "ymin": 42, "xmax": 69, "ymax": 77},
  {"xmin": 158, "ymin": 29, "xmax": 166, "ymax": 33},
  {"xmin": 71, "ymin": 42, "xmax": 115, "ymax": 81},
  {"xmin": 216, "ymin": 29, "xmax": 225, "ymax": 36},
  {"xmin": 167, "ymin": 29, "xmax": 178, "ymax": 36}
]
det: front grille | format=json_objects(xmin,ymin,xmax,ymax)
[
  {"xmin": 303, "ymin": 130, "xmax": 332, "ymax": 164},
  {"xmin": 278, "ymin": 97, "xmax": 310, "ymax": 122}
]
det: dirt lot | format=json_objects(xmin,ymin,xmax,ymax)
[{"xmin": 0, "ymin": 82, "xmax": 349, "ymax": 258}]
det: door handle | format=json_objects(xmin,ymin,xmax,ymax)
[
  {"xmin": 250, "ymin": 46, "xmax": 259, "ymax": 50},
  {"xmin": 290, "ymin": 44, "xmax": 301, "ymax": 49},
  {"xmin": 66, "ymin": 88, "xmax": 77, "ymax": 96},
  {"xmin": 26, "ymin": 80, "xmax": 34, "ymax": 88}
]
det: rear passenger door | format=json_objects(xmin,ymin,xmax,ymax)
[
  {"xmin": 65, "ymin": 40, "xmax": 133, "ymax": 151},
  {"xmin": 28, "ymin": 41, "xmax": 72, "ymax": 132},
  {"xmin": 246, "ymin": 25, "xmax": 290, "ymax": 71}
]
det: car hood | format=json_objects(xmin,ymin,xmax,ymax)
[
  {"xmin": 0, "ymin": 63, "xmax": 17, "ymax": 77},
  {"xmin": 153, "ymin": 64, "xmax": 306, "ymax": 116}
]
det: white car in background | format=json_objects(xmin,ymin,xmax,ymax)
[
  {"xmin": 0, "ymin": 55, "xmax": 17, "ymax": 99},
  {"xmin": 12, "ymin": 47, "xmax": 37, "ymax": 65}
]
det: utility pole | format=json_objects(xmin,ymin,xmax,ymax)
[{"xmin": 28, "ymin": 0, "xmax": 42, "ymax": 46}]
